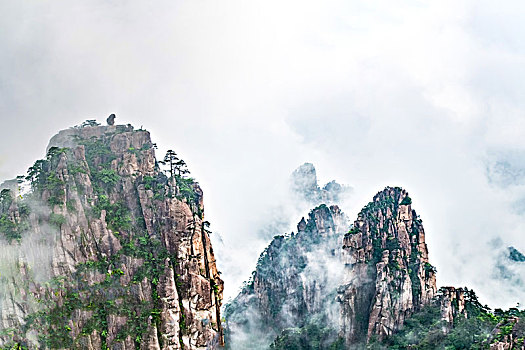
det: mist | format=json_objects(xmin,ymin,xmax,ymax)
[
  {"xmin": 224, "ymin": 167, "xmax": 351, "ymax": 348},
  {"xmin": 1, "ymin": 0, "xmax": 525, "ymax": 307}
]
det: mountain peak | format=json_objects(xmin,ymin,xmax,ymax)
[
  {"xmin": 372, "ymin": 186, "xmax": 412, "ymax": 205},
  {"xmin": 46, "ymin": 123, "xmax": 141, "ymax": 152},
  {"xmin": 290, "ymin": 163, "xmax": 350, "ymax": 204},
  {"xmin": 341, "ymin": 186, "xmax": 435, "ymax": 343},
  {"xmin": 290, "ymin": 162, "xmax": 319, "ymax": 198},
  {"xmin": 0, "ymin": 122, "xmax": 223, "ymax": 348}
]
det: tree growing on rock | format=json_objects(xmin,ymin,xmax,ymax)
[
  {"xmin": 160, "ymin": 150, "xmax": 179, "ymax": 178},
  {"xmin": 175, "ymin": 159, "xmax": 190, "ymax": 177},
  {"xmin": 79, "ymin": 119, "xmax": 100, "ymax": 128},
  {"xmin": 25, "ymin": 159, "xmax": 47, "ymax": 189},
  {"xmin": 159, "ymin": 150, "xmax": 191, "ymax": 179},
  {"xmin": 0, "ymin": 189, "xmax": 12, "ymax": 211}
]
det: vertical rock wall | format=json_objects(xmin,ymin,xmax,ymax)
[
  {"xmin": 340, "ymin": 187, "xmax": 437, "ymax": 344},
  {"xmin": 0, "ymin": 125, "xmax": 223, "ymax": 349},
  {"xmin": 225, "ymin": 204, "xmax": 347, "ymax": 349}
]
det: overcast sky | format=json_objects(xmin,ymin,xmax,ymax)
[{"xmin": 1, "ymin": 0, "xmax": 525, "ymax": 307}]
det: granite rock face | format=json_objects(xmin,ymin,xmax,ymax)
[
  {"xmin": 340, "ymin": 187, "xmax": 437, "ymax": 343},
  {"xmin": 436, "ymin": 287, "xmax": 525, "ymax": 349},
  {"xmin": 225, "ymin": 204, "xmax": 348, "ymax": 349},
  {"xmin": 226, "ymin": 186, "xmax": 438, "ymax": 348},
  {"xmin": 438, "ymin": 287, "xmax": 467, "ymax": 326},
  {"xmin": 290, "ymin": 163, "xmax": 349, "ymax": 205},
  {"xmin": 489, "ymin": 316, "xmax": 525, "ymax": 350},
  {"xmin": 0, "ymin": 125, "xmax": 223, "ymax": 349},
  {"xmin": 225, "ymin": 183, "xmax": 524, "ymax": 348}
]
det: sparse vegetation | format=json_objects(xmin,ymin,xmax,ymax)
[
  {"xmin": 49, "ymin": 213, "xmax": 66, "ymax": 228},
  {"xmin": 0, "ymin": 125, "xmax": 223, "ymax": 349},
  {"xmin": 400, "ymin": 196, "xmax": 412, "ymax": 205},
  {"xmin": 0, "ymin": 189, "xmax": 29, "ymax": 242},
  {"xmin": 270, "ymin": 323, "xmax": 344, "ymax": 350},
  {"xmin": 74, "ymin": 119, "xmax": 101, "ymax": 128},
  {"xmin": 370, "ymin": 289, "xmax": 525, "ymax": 349},
  {"xmin": 93, "ymin": 169, "xmax": 120, "ymax": 188}
]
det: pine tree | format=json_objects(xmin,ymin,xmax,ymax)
[
  {"xmin": 175, "ymin": 159, "xmax": 190, "ymax": 177},
  {"xmin": 161, "ymin": 150, "xmax": 179, "ymax": 178}
]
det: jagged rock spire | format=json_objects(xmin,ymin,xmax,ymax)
[{"xmin": 340, "ymin": 186, "xmax": 436, "ymax": 343}]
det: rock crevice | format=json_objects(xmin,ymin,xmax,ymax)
[{"xmin": 0, "ymin": 124, "xmax": 223, "ymax": 349}]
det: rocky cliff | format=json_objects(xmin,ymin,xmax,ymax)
[
  {"xmin": 225, "ymin": 186, "xmax": 439, "ymax": 349},
  {"xmin": 0, "ymin": 124, "xmax": 223, "ymax": 349},
  {"xmin": 369, "ymin": 285, "xmax": 525, "ymax": 349},
  {"xmin": 438, "ymin": 287, "xmax": 525, "ymax": 350},
  {"xmin": 224, "ymin": 204, "xmax": 348, "ymax": 349},
  {"xmin": 340, "ymin": 187, "xmax": 437, "ymax": 344},
  {"xmin": 290, "ymin": 163, "xmax": 349, "ymax": 205}
]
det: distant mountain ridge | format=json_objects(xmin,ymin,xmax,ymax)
[{"xmin": 225, "ymin": 167, "xmax": 525, "ymax": 349}]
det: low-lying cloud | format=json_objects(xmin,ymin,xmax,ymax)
[{"xmin": 1, "ymin": 0, "xmax": 525, "ymax": 308}]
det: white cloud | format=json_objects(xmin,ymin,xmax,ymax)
[{"xmin": 1, "ymin": 0, "xmax": 525, "ymax": 307}]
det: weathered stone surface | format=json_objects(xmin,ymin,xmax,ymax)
[
  {"xmin": 489, "ymin": 317, "xmax": 525, "ymax": 350},
  {"xmin": 226, "ymin": 186, "xmax": 438, "ymax": 348},
  {"xmin": 439, "ymin": 286, "xmax": 467, "ymax": 326},
  {"xmin": 340, "ymin": 187, "xmax": 437, "ymax": 344},
  {"xmin": 225, "ymin": 204, "xmax": 348, "ymax": 349},
  {"xmin": 0, "ymin": 124, "xmax": 223, "ymax": 349}
]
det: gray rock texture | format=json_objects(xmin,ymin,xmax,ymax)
[
  {"xmin": 340, "ymin": 187, "xmax": 437, "ymax": 343},
  {"xmin": 0, "ymin": 125, "xmax": 223, "ymax": 349}
]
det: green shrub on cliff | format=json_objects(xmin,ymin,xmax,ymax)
[
  {"xmin": 372, "ymin": 291, "xmax": 525, "ymax": 349},
  {"xmin": 400, "ymin": 196, "xmax": 412, "ymax": 205},
  {"xmin": 270, "ymin": 323, "xmax": 344, "ymax": 350}
]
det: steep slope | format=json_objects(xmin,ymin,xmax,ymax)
[
  {"xmin": 225, "ymin": 186, "xmax": 438, "ymax": 349},
  {"xmin": 225, "ymin": 174, "xmax": 525, "ymax": 349},
  {"xmin": 290, "ymin": 163, "xmax": 349, "ymax": 205},
  {"xmin": 0, "ymin": 123, "xmax": 223, "ymax": 349},
  {"xmin": 370, "ymin": 286, "xmax": 525, "ymax": 349},
  {"xmin": 340, "ymin": 187, "xmax": 437, "ymax": 344},
  {"xmin": 224, "ymin": 204, "xmax": 348, "ymax": 349}
]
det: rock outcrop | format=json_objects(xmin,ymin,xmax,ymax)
[
  {"xmin": 226, "ymin": 186, "xmax": 438, "ymax": 348},
  {"xmin": 224, "ymin": 179, "xmax": 525, "ymax": 349},
  {"xmin": 225, "ymin": 204, "xmax": 348, "ymax": 349},
  {"xmin": 290, "ymin": 163, "xmax": 349, "ymax": 205},
  {"xmin": 339, "ymin": 187, "xmax": 437, "ymax": 344},
  {"xmin": 436, "ymin": 287, "xmax": 525, "ymax": 349},
  {"xmin": 438, "ymin": 287, "xmax": 467, "ymax": 326},
  {"xmin": 0, "ymin": 124, "xmax": 223, "ymax": 349},
  {"xmin": 489, "ymin": 316, "xmax": 525, "ymax": 349}
]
